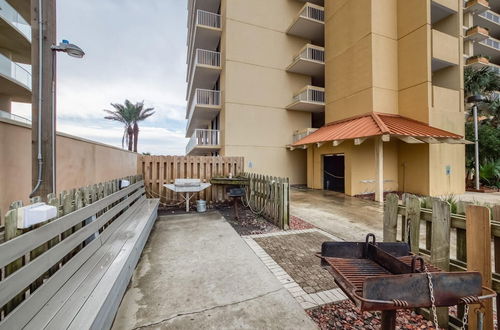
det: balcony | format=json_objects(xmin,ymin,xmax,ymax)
[
  {"xmin": 431, "ymin": 0, "xmax": 458, "ymax": 24},
  {"xmin": 465, "ymin": 26, "xmax": 489, "ymax": 42},
  {"xmin": 186, "ymin": 49, "xmax": 221, "ymax": 104},
  {"xmin": 186, "ymin": 89, "xmax": 221, "ymax": 137},
  {"xmin": 5, "ymin": 0, "xmax": 30, "ymax": 22},
  {"xmin": 477, "ymin": 10, "xmax": 500, "ymax": 38},
  {"xmin": 287, "ymin": 3, "xmax": 324, "ymax": 42},
  {"xmin": 0, "ymin": 108, "xmax": 30, "ymax": 124},
  {"xmin": 0, "ymin": 0, "xmax": 31, "ymax": 64},
  {"xmin": 286, "ymin": 86, "xmax": 325, "ymax": 112},
  {"xmin": 0, "ymin": 52, "xmax": 31, "ymax": 102},
  {"xmin": 431, "ymin": 29, "xmax": 459, "ymax": 72},
  {"xmin": 187, "ymin": 10, "xmax": 221, "ymax": 63},
  {"xmin": 186, "ymin": 129, "xmax": 221, "ymax": 156},
  {"xmin": 286, "ymin": 44, "xmax": 324, "ymax": 77},
  {"xmin": 464, "ymin": 0, "xmax": 489, "ymax": 14},
  {"xmin": 477, "ymin": 36, "xmax": 500, "ymax": 63},
  {"xmin": 293, "ymin": 128, "xmax": 318, "ymax": 144}
]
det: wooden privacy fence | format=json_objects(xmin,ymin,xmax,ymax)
[
  {"xmin": 243, "ymin": 173, "xmax": 290, "ymax": 229},
  {"xmin": 384, "ymin": 194, "xmax": 500, "ymax": 329},
  {"xmin": 0, "ymin": 174, "xmax": 143, "ymax": 322},
  {"xmin": 139, "ymin": 155, "xmax": 244, "ymax": 204}
]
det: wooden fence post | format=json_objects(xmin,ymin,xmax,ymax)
[
  {"xmin": 406, "ymin": 195, "xmax": 421, "ymax": 253},
  {"xmin": 383, "ymin": 193, "xmax": 398, "ymax": 242},
  {"xmin": 466, "ymin": 205, "xmax": 493, "ymax": 330},
  {"xmin": 430, "ymin": 199, "xmax": 450, "ymax": 327},
  {"xmin": 4, "ymin": 208, "xmax": 24, "ymax": 314},
  {"xmin": 492, "ymin": 205, "xmax": 500, "ymax": 329}
]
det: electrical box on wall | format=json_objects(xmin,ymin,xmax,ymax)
[{"xmin": 17, "ymin": 203, "xmax": 58, "ymax": 229}]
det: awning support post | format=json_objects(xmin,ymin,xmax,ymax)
[{"xmin": 375, "ymin": 137, "xmax": 384, "ymax": 203}]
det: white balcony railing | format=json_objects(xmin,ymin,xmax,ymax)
[
  {"xmin": 294, "ymin": 44, "xmax": 325, "ymax": 63},
  {"xmin": 0, "ymin": 109, "xmax": 31, "ymax": 124},
  {"xmin": 188, "ymin": 89, "xmax": 221, "ymax": 119},
  {"xmin": 195, "ymin": 49, "xmax": 221, "ymax": 67},
  {"xmin": 293, "ymin": 128, "xmax": 318, "ymax": 144},
  {"xmin": 0, "ymin": 0, "xmax": 31, "ymax": 40},
  {"xmin": 186, "ymin": 129, "xmax": 220, "ymax": 155},
  {"xmin": 197, "ymin": 9, "xmax": 221, "ymax": 28},
  {"xmin": 293, "ymin": 86, "xmax": 325, "ymax": 104},
  {"xmin": 479, "ymin": 10, "xmax": 500, "ymax": 24},
  {"xmin": 480, "ymin": 36, "xmax": 500, "ymax": 50},
  {"xmin": 299, "ymin": 3, "xmax": 325, "ymax": 22},
  {"xmin": 0, "ymin": 53, "xmax": 31, "ymax": 89}
]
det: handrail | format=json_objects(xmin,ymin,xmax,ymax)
[
  {"xmin": 293, "ymin": 44, "xmax": 325, "ymax": 63},
  {"xmin": 0, "ymin": 53, "xmax": 31, "ymax": 89},
  {"xmin": 187, "ymin": 89, "xmax": 221, "ymax": 122},
  {"xmin": 0, "ymin": 109, "xmax": 31, "ymax": 124},
  {"xmin": 186, "ymin": 129, "xmax": 220, "ymax": 154},
  {"xmin": 293, "ymin": 86, "xmax": 325, "ymax": 103},
  {"xmin": 196, "ymin": 9, "xmax": 221, "ymax": 29},
  {"xmin": 299, "ymin": 3, "xmax": 325, "ymax": 22},
  {"xmin": 480, "ymin": 36, "xmax": 500, "ymax": 50},
  {"xmin": 0, "ymin": 0, "xmax": 31, "ymax": 40},
  {"xmin": 479, "ymin": 9, "xmax": 500, "ymax": 24}
]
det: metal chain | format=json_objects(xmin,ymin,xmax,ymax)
[
  {"xmin": 424, "ymin": 265, "xmax": 440, "ymax": 329},
  {"xmin": 461, "ymin": 304, "xmax": 469, "ymax": 330}
]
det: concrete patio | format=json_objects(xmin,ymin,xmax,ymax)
[
  {"xmin": 290, "ymin": 188, "xmax": 384, "ymax": 242},
  {"xmin": 112, "ymin": 212, "xmax": 316, "ymax": 330}
]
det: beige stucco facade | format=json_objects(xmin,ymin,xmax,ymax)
[
  {"xmin": 186, "ymin": 0, "xmax": 466, "ymax": 197},
  {"xmin": 309, "ymin": 0, "xmax": 465, "ymax": 197},
  {"xmin": 0, "ymin": 118, "xmax": 139, "ymax": 218}
]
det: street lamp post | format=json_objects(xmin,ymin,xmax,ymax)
[{"xmin": 467, "ymin": 94, "xmax": 486, "ymax": 191}]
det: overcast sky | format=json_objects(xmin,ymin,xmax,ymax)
[{"xmin": 13, "ymin": 0, "xmax": 188, "ymax": 155}]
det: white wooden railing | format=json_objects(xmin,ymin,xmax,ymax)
[
  {"xmin": 197, "ymin": 9, "xmax": 221, "ymax": 28},
  {"xmin": 299, "ymin": 3, "xmax": 325, "ymax": 22},
  {"xmin": 195, "ymin": 49, "xmax": 221, "ymax": 67},
  {"xmin": 187, "ymin": 89, "xmax": 221, "ymax": 120},
  {"xmin": 186, "ymin": 129, "xmax": 220, "ymax": 155},
  {"xmin": 294, "ymin": 44, "xmax": 325, "ymax": 63},
  {"xmin": 293, "ymin": 86, "xmax": 325, "ymax": 104}
]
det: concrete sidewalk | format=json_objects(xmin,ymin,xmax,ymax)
[{"xmin": 112, "ymin": 212, "xmax": 316, "ymax": 330}]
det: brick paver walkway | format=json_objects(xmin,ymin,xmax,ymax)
[{"xmin": 254, "ymin": 232, "xmax": 337, "ymax": 294}]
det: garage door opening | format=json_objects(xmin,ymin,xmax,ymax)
[{"xmin": 323, "ymin": 154, "xmax": 345, "ymax": 193}]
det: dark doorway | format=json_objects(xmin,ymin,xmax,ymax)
[{"xmin": 323, "ymin": 154, "xmax": 345, "ymax": 193}]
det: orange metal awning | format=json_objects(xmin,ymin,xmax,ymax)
[{"xmin": 292, "ymin": 112, "xmax": 465, "ymax": 146}]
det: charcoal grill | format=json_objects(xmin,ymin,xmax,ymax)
[{"xmin": 318, "ymin": 234, "xmax": 496, "ymax": 329}]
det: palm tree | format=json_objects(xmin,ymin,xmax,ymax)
[
  {"xmin": 130, "ymin": 101, "xmax": 155, "ymax": 153},
  {"xmin": 103, "ymin": 100, "xmax": 136, "ymax": 151},
  {"xmin": 103, "ymin": 100, "xmax": 155, "ymax": 152}
]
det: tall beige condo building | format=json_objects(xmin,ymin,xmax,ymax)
[{"xmin": 186, "ymin": 0, "xmax": 467, "ymax": 199}]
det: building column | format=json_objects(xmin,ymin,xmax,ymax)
[{"xmin": 375, "ymin": 137, "xmax": 383, "ymax": 203}]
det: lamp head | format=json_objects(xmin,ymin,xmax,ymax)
[
  {"xmin": 52, "ymin": 40, "xmax": 85, "ymax": 58},
  {"xmin": 467, "ymin": 94, "xmax": 486, "ymax": 104}
]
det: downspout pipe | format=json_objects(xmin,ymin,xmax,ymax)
[{"xmin": 30, "ymin": 0, "xmax": 43, "ymax": 197}]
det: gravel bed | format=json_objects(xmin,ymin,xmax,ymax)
[
  {"xmin": 307, "ymin": 300, "xmax": 436, "ymax": 329},
  {"xmin": 216, "ymin": 202, "xmax": 280, "ymax": 236},
  {"xmin": 289, "ymin": 215, "xmax": 316, "ymax": 230}
]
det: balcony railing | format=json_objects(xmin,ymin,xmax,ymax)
[
  {"xmin": 294, "ymin": 44, "xmax": 324, "ymax": 63},
  {"xmin": 480, "ymin": 36, "xmax": 500, "ymax": 50},
  {"xmin": 293, "ymin": 86, "xmax": 325, "ymax": 104},
  {"xmin": 197, "ymin": 9, "xmax": 221, "ymax": 29},
  {"xmin": 0, "ymin": 0, "xmax": 31, "ymax": 40},
  {"xmin": 0, "ymin": 53, "xmax": 31, "ymax": 89},
  {"xmin": 195, "ymin": 49, "xmax": 221, "ymax": 67},
  {"xmin": 0, "ymin": 109, "xmax": 31, "ymax": 124},
  {"xmin": 293, "ymin": 128, "xmax": 318, "ymax": 144},
  {"xmin": 186, "ymin": 129, "xmax": 220, "ymax": 155},
  {"xmin": 479, "ymin": 10, "xmax": 500, "ymax": 24},
  {"xmin": 188, "ymin": 88, "xmax": 221, "ymax": 118},
  {"xmin": 299, "ymin": 3, "xmax": 325, "ymax": 22}
]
